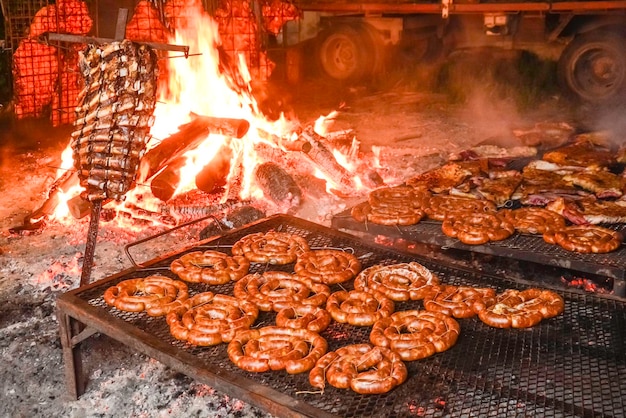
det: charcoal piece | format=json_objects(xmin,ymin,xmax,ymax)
[
  {"xmin": 199, "ymin": 219, "xmax": 228, "ymax": 241},
  {"xmin": 253, "ymin": 162, "xmax": 302, "ymax": 210},
  {"xmin": 198, "ymin": 206, "xmax": 265, "ymax": 241},
  {"xmin": 224, "ymin": 206, "xmax": 266, "ymax": 228}
]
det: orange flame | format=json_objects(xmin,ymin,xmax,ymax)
[{"xmin": 50, "ymin": 5, "xmax": 371, "ymax": 226}]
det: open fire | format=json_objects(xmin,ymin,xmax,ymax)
[{"xmin": 30, "ymin": 3, "xmax": 379, "ymax": 232}]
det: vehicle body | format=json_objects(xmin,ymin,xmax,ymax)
[{"xmin": 281, "ymin": 0, "xmax": 626, "ymax": 103}]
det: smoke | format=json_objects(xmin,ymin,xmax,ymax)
[
  {"xmin": 435, "ymin": 49, "xmax": 563, "ymax": 146},
  {"xmin": 574, "ymin": 101, "xmax": 626, "ymax": 147}
]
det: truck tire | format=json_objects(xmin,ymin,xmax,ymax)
[
  {"xmin": 558, "ymin": 31, "xmax": 626, "ymax": 104},
  {"xmin": 317, "ymin": 24, "xmax": 376, "ymax": 82}
]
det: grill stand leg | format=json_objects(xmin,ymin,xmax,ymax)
[
  {"xmin": 57, "ymin": 307, "xmax": 87, "ymax": 400},
  {"xmin": 614, "ymin": 278, "xmax": 626, "ymax": 298}
]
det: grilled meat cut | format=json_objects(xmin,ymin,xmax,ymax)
[
  {"xmin": 71, "ymin": 40, "xmax": 159, "ymax": 201},
  {"xmin": 563, "ymin": 170, "xmax": 624, "ymax": 199}
]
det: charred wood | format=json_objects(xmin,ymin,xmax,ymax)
[
  {"xmin": 257, "ymin": 128, "xmax": 312, "ymax": 153},
  {"xmin": 300, "ymin": 128, "xmax": 355, "ymax": 194},
  {"xmin": 198, "ymin": 205, "xmax": 266, "ymax": 241},
  {"xmin": 21, "ymin": 170, "xmax": 79, "ymax": 228},
  {"xmin": 67, "ymin": 195, "xmax": 113, "ymax": 219},
  {"xmin": 254, "ymin": 162, "xmax": 302, "ymax": 211},
  {"xmin": 118, "ymin": 203, "xmax": 177, "ymax": 226},
  {"xmin": 224, "ymin": 205, "xmax": 266, "ymax": 228},
  {"xmin": 149, "ymin": 156, "xmax": 187, "ymax": 202},
  {"xmin": 254, "ymin": 142, "xmax": 292, "ymax": 163},
  {"xmin": 161, "ymin": 198, "xmax": 252, "ymax": 221},
  {"xmin": 140, "ymin": 115, "xmax": 249, "ymax": 181}
]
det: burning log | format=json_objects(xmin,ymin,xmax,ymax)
[
  {"xmin": 162, "ymin": 197, "xmax": 252, "ymax": 223},
  {"xmin": 149, "ymin": 145, "xmax": 233, "ymax": 202},
  {"xmin": 254, "ymin": 162, "xmax": 302, "ymax": 211},
  {"xmin": 14, "ymin": 170, "xmax": 79, "ymax": 231},
  {"xmin": 67, "ymin": 195, "xmax": 112, "ymax": 219},
  {"xmin": 199, "ymin": 205, "xmax": 266, "ymax": 240},
  {"xmin": 257, "ymin": 128, "xmax": 312, "ymax": 153},
  {"xmin": 149, "ymin": 156, "xmax": 187, "ymax": 202},
  {"xmin": 300, "ymin": 128, "xmax": 356, "ymax": 195},
  {"xmin": 195, "ymin": 146, "xmax": 232, "ymax": 194},
  {"xmin": 140, "ymin": 115, "xmax": 249, "ymax": 182},
  {"xmin": 119, "ymin": 203, "xmax": 177, "ymax": 226}
]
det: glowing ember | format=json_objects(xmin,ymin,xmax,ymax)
[
  {"xmin": 560, "ymin": 276, "xmax": 612, "ymax": 294},
  {"xmin": 33, "ymin": 255, "xmax": 82, "ymax": 291}
]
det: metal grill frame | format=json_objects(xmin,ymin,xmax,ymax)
[{"xmin": 57, "ymin": 214, "xmax": 626, "ymax": 417}]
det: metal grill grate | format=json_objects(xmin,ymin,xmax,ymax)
[
  {"xmin": 332, "ymin": 209, "xmax": 626, "ymax": 297},
  {"xmin": 62, "ymin": 215, "xmax": 626, "ymax": 417}
]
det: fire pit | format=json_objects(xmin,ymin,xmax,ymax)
[{"xmin": 57, "ymin": 214, "xmax": 626, "ymax": 417}]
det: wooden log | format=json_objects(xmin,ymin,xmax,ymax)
[
  {"xmin": 257, "ymin": 128, "xmax": 312, "ymax": 153},
  {"xmin": 253, "ymin": 162, "xmax": 302, "ymax": 211},
  {"xmin": 195, "ymin": 146, "xmax": 232, "ymax": 194},
  {"xmin": 140, "ymin": 115, "xmax": 249, "ymax": 181},
  {"xmin": 299, "ymin": 128, "xmax": 356, "ymax": 194},
  {"xmin": 24, "ymin": 170, "xmax": 79, "ymax": 226},
  {"xmin": 67, "ymin": 195, "xmax": 94, "ymax": 219},
  {"xmin": 149, "ymin": 156, "xmax": 187, "ymax": 202}
]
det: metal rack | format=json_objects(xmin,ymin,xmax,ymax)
[
  {"xmin": 57, "ymin": 214, "xmax": 626, "ymax": 417},
  {"xmin": 1, "ymin": 0, "xmax": 98, "ymax": 123},
  {"xmin": 332, "ymin": 208, "xmax": 626, "ymax": 298}
]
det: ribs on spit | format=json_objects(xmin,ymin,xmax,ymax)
[
  {"xmin": 70, "ymin": 39, "xmax": 160, "ymax": 286},
  {"xmin": 71, "ymin": 39, "xmax": 159, "ymax": 201}
]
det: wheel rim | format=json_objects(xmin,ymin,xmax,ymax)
[
  {"xmin": 570, "ymin": 43, "xmax": 625, "ymax": 100},
  {"xmin": 321, "ymin": 35, "xmax": 360, "ymax": 80}
]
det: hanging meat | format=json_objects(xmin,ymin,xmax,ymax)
[{"xmin": 71, "ymin": 40, "xmax": 159, "ymax": 201}]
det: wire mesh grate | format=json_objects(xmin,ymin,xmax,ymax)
[
  {"xmin": 70, "ymin": 215, "xmax": 626, "ymax": 417},
  {"xmin": 332, "ymin": 208, "xmax": 626, "ymax": 293},
  {"xmin": 4, "ymin": 0, "xmax": 94, "ymax": 122}
]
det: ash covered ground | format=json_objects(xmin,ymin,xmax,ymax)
[{"xmin": 0, "ymin": 52, "xmax": 610, "ymax": 417}]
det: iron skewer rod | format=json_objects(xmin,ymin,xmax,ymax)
[{"xmin": 79, "ymin": 199, "xmax": 103, "ymax": 286}]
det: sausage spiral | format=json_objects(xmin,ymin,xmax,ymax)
[
  {"xmin": 478, "ymin": 288, "xmax": 564, "ymax": 328},
  {"xmin": 351, "ymin": 185, "xmax": 429, "ymax": 226},
  {"xmin": 103, "ymin": 275, "xmax": 189, "ymax": 316},
  {"xmin": 326, "ymin": 290, "xmax": 394, "ymax": 326},
  {"xmin": 543, "ymin": 225, "xmax": 621, "ymax": 253},
  {"xmin": 233, "ymin": 271, "xmax": 331, "ymax": 312},
  {"xmin": 309, "ymin": 344, "xmax": 407, "ymax": 394},
  {"xmin": 227, "ymin": 326, "xmax": 328, "ymax": 374},
  {"xmin": 422, "ymin": 285, "xmax": 497, "ymax": 318},
  {"xmin": 231, "ymin": 231, "xmax": 310, "ymax": 264},
  {"xmin": 370, "ymin": 310, "xmax": 460, "ymax": 361},
  {"xmin": 354, "ymin": 262, "xmax": 439, "ymax": 301},
  {"xmin": 275, "ymin": 305, "xmax": 332, "ymax": 333},
  {"xmin": 170, "ymin": 250, "xmax": 250, "ymax": 284},
  {"xmin": 424, "ymin": 195, "xmax": 496, "ymax": 221},
  {"xmin": 499, "ymin": 207, "xmax": 566, "ymax": 235},
  {"xmin": 294, "ymin": 249, "xmax": 361, "ymax": 285},
  {"xmin": 441, "ymin": 211, "xmax": 515, "ymax": 245},
  {"xmin": 351, "ymin": 201, "xmax": 425, "ymax": 226},
  {"xmin": 166, "ymin": 292, "xmax": 259, "ymax": 346}
]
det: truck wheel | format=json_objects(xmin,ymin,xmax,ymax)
[
  {"xmin": 558, "ymin": 31, "xmax": 626, "ymax": 104},
  {"xmin": 317, "ymin": 24, "xmax": 375, "ymax": 82}
]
